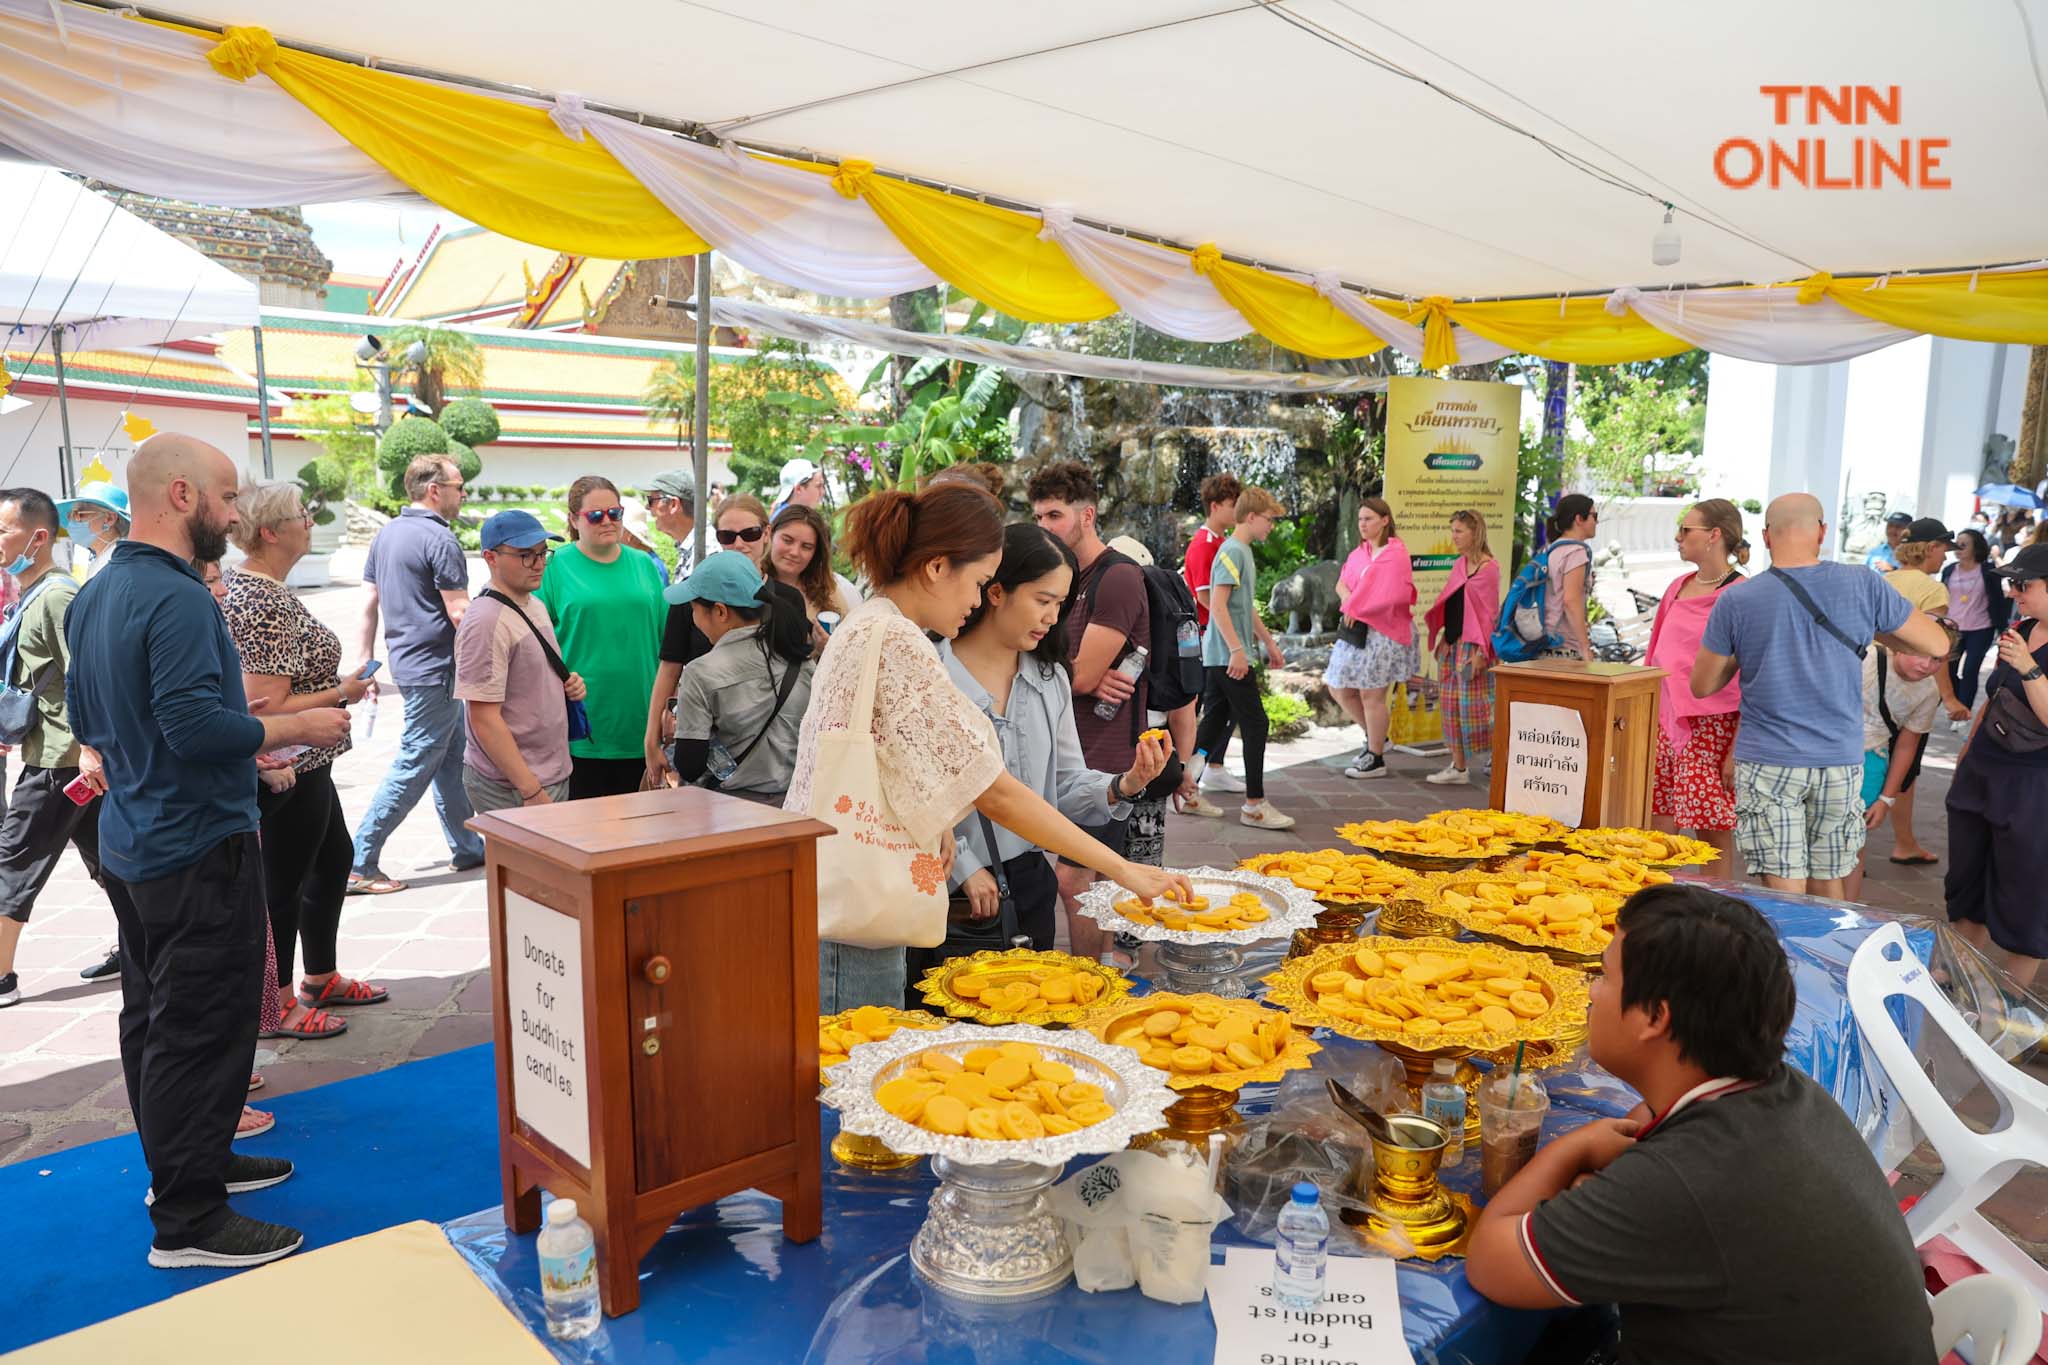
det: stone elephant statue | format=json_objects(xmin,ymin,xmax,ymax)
[{"xmin": 1267, "ymin": 559, "xmax": 1342, "ymax": 635}]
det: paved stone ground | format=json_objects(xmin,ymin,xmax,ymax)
[{"xmin": 2, "ymin": 559, "xmax": 2038, "ymax": 1262}]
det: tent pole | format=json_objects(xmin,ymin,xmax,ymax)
[
  {"xmin": 690, "ymin": 251, "xmax": 711, "ymax": 569},
  {"xmin": 253, "ymin": 323, "xmax": 275, "ymax": 478},
  {"xmin": 52, "ymin": 326, "xmax": 77, "ymax": 498}
]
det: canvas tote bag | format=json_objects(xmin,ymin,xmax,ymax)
[{"xmin": 808, "ymin": 620, "xmax": 949, "ymax": 949}]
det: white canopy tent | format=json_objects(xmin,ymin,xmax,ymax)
[
  {"xmin": 59, "ymin": 0, "xmax": 2048, "ymax": 297},
  {"xmin": 0, "ymin": 163, "xmax": 260, "ymax": 487}
]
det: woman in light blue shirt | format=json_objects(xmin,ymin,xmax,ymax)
[{"xmin": 934, "ymin": 524, "xmax": 1168, "ymax": 952}]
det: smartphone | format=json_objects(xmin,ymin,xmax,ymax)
[
  {"xmin": 62, "ymin": 773, "xmax": 97, "ymax": 806},
  {"xmin": 357, "ymin": 660, "xmax": 383, "ymax": 679}
]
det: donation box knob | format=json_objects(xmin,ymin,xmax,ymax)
[{"xmin": 643, "ymin": 954, "xmax": 673, "ymax": 985}]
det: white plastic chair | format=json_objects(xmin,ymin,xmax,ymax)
[
  {"xmin": 1846, "ymin": 923, "xmax": 2048, "ymax": 1251},
  {"xmin": 1931, "ymin": 1275, "xmax": 2043, "ymax": 1365}
]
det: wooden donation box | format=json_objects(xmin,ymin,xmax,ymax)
[
  {"xmin": 1488, "ymin": 660, "xmax": 1665, "ymax": 829},
  {"xmin": 474, "ymin": 787, "xmax": 833, "ymax": 1315}
]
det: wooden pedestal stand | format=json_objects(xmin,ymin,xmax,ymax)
[
  {"xmin": 1487, "ymin": 660, "xmax": 1665, "ymax": 829},
  {"xmin": 475, "ymin": 788, "xmax": 833, "ymax": 1316}
]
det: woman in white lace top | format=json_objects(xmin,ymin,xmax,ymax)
[{"xmin": 788, "ymin": 483, "xmax": 1192, "ymax": 1011}]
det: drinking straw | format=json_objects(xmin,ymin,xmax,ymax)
[{"xmin": 1506, "ymin": 1041, "xmax": 1527, "ymax": 1106}]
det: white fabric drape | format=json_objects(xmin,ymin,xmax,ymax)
[
  {"xmin": 1304, "ymin": 270, "xmax": 1516, "ymax": 368},
  {"xmin": 0, "ymin": 0, "xmax": 405, "ymax": 207},
  {"xmin": 545, "ymin": 96, "xmax": 940, "ymax": 300},
  {"xmin": 1603, "ymin": 284, "xmax": 1912, "ymax": 365},
  {"xmin": 1037, "ymin": 211, "xmax": 1253, "ymax": 343},
  {"xmin": 706, "ymin": 297, "xmax": 1391, "ymax": 395}
]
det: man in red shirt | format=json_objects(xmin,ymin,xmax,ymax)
[{"xmin": 1179, "ymin": 473, "xmax": 1242, "ymax": 817}]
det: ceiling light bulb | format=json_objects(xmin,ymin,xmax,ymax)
[{"xmin": 1651, "ymin": 206, "xmax": 1682, "ymax": 267}]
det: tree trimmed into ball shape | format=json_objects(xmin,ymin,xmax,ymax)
[
  {"xmin": 438, "ymin": 397, "xmax": 501, "ymax": 449},
  {"xmin": 447, "ymin": 439, "xmax": 482, "ymax": 485},
  {"xmin": 377, "ymin": 414, "xmax": 450, "ymax": 476}
]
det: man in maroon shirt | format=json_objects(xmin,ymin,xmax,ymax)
[{"xmin": 1029, "ymin": 462, "xmax": 1149, "ymax": 963}]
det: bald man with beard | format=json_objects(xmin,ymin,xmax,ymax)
[
  {"xmin": 66, "ymin": 434, "xmax": 350, "ymax": 1269},
  {"xmin": 1690, "ymin": 493, "xmax": 1951, "ymax": 899}
]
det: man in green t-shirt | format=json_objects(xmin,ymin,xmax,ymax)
[
  {"xmin": 0, "ymin": 487, "xmax": 105, "ymax": 1008},
  {"xmin": 1190, "ymin": 486, "xmax": 1293, "ymax": 830}
]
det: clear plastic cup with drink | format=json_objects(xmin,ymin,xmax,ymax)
[{"xmin": 1477, "ymin": 1072, "xmax": 1549, "ymax": 1198}]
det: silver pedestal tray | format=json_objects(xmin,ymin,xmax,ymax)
[
  {"xmin": 1075, "ymin": 866, "xmax": 1323, "ymax": 998},
  {"xmin": 819, "ymin": 1022, "xmax": 1174, "ymax": 1301}
]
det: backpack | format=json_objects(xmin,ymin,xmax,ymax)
[
  {"xmin": 1084, "ymin": 549, "xmax": 1204, "ymax": 714},
  {"xmin": 1492, "ymin": 538, "xmax": 1585, "ymax": 663}
]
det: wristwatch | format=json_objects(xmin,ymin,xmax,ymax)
[
  {"xmin": 2022, "ymin": 664, "xmax": 2045, "ymax": 682},
  {"xmin": 1875, "ymin": 793, "xmax": 1896, "ymax": 808}
]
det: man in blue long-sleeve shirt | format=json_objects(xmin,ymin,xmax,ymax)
[{"xmin": 66, "ymin": 434, "xmax": 350, "ymax": 1270}]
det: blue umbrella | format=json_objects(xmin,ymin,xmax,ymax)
[{"xmin": 1973, "ymin": 483, "xmax": 2045, "ymax": 509}]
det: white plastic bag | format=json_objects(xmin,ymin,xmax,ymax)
[{"xmin": 1050, "ymin": 1150, "xmax": 1230, "ymax": 1302}]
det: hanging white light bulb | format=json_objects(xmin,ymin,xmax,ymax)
[{"xmin": 1651, "ymin": 204, "xmax": 1682, "ymax": 267}]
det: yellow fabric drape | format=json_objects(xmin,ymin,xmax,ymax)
[
  {"xmin": 1803, "ymin": 268, "xmax": 2048, "ymax": 347},
  {"xmin": 1444, "ymin": 295, "xmax": 1693, "ymax": 366},
  {"xmin": 195, "ymin": 26, "xmax": 704, "ymax": 260},
  {"xmin": 836, "ymin": 169, "xmax": 1117, "ymax": 325},
  {"xmin": 1203, "ymin": 260, "xmax": 1386, "ymax": 360}
]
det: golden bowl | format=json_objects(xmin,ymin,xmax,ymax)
[
  {"xmin": 818, "ymin": 1005, "xmax": 949, "ymax": 1171},
  {"xmin": 1079, "ymin": 992, "xmax": 1321, "ymax": 1094},
  {"xmin": 1562, "ymin": 826, "xmax": 1720, "ymax": 868},
  {"xmin": 915, "ymin": 948, "xmax": 1131, "ymax": 1027},
  {"xmin": 1426, "ymin": 871, "xmax": 1625, "ymax": 966}
]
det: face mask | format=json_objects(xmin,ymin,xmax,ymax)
[{"xmin": 7, "ymin": 533, "xmax": 43, "ymax": 577}]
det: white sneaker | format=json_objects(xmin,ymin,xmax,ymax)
[
  {"xmin": 1240, "ymin": 802, "xmax": 1297, "ymax": 830},
  {"xmin": 1176, "ymin": 792, "xmax": 1226, "ymax": 819},
  {"xmin": 1425, "ymin": 766, "xmax": 1470, "ymax": 785},
  {"xmin": 1201, "ymin": 766, "xmax": 1247, "ymax": 794}
]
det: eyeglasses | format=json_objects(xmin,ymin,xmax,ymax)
[
  {"xmin": 716, "ymin": 524, "xmax": 766, "ymax": 545},
  {"xmin": 580, "ymin": 506, "xmax": 625, "ymax": 525},
  {"xmin": 512, "ymin": 546, "xmax": 551, "ymax": 568},
  {"xmin": 1676, "ymin": 523, "xmax": 1710, "ymax": 536},
  {"xmin": 433, "ymin": 479, "xmax": 465, "ymax": 491}
]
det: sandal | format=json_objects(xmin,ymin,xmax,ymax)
[
  {"xmin": 299, "ymin": 974, "xmax": 389, "ymax": 1009},
  {"xmin": 248, "ymin": 1072, "xmax": 265, "ymax": 1094},
  {"xmin": 236, "ymin": 1107, "xmax": 275, "ymax": 1139},
  {"xmin": 346, "ymin": 875, "xmax": 408, "ymax": 896},
  {"xmin": 259, "ymin": 1005, "xmax": 347, "ymax": 1040}
]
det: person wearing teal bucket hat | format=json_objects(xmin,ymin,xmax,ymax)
[{"xmin": 54, "ymin": 480, "xmax": 130, "ymax": 582}]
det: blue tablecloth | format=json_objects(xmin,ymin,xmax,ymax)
[{"xmin": 443, "ymin": 885, "xmax": 1935, "ymax": 1364}]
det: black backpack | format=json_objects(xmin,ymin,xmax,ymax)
[{"xmin": 1084, "ymin": 549, "xmax": 1204, "ymax": 715}]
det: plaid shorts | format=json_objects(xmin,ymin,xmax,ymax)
[{"xmin": 1731, "ymin": 761, "xmax": 1866, "ymax": 880}]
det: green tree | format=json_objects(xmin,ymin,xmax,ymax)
[
  {"xmin": 1571, "ymin": 369, "xmax": 1705, "ymax": 496},
  {"xmin": 439, "ymin": 397, "xmax": 502, "ymax": 448},
  {"xmin": 287, "ymin": 393, "xmax": 379, "ymax": 495},
  {"xmin": 385, "ymin": 323, "xmax": 485, "ymax": 418}
]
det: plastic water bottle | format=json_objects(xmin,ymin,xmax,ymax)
[
  {"xmin": 706, "ymin": 738, "xmax": 739, "ymax": 783},
  {"xmin": 1093, "ymin": 646, "xmax": 1150, "ymax": 720},
  {"xmin": 1175, "ymin": 615, "xmax": 1201, "ymax": 659},
  {"xmin": 1272, "ymin": 1181, "xmax": 1329, "ymax": 1310},
  {"xmin": 537, "ymin": 1198, "xmax": 600, "ymax": 1340},
  {"xmin": 1422, "ymin": 1058, "xmax": 1467, "ymax": 1169}
]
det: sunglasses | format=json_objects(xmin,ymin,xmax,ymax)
[
  {"xmin": 580, "ymin": 506, "xmax": 625, "ymax": 525},
  {"xmin": 716, "ymin": 524, "xmax": 766, "ymax": 545}
]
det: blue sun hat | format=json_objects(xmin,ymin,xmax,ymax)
[
  {"xmin": 55, "ymin": 480, "xmax": 130, "ymax": 531},
  {"xmin": 665, "ymin": 549, "xmax": 764, "ymax": 608}
]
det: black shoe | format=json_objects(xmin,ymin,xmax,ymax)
[
  {"xmin": 450, "ymin": 853, "xmax": 486, "ymax": 873},
  {"xmin": 0, "ymin": 972, "xmax": 18, "ymax": 1008},
  {"xmin": 145, "ymin": 1153, "xmax": 294, "ymax": 1206},
  {"xmin": 148, "ymin": 1211, "xmax": 304, "ymax": 1269},
  {"xmin": 79, "ymin": 948, "xmax": 120, "ymax": 981}
]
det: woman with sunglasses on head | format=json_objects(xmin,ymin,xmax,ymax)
[
  {"xmin": 1942, "ymin": 528, "xmax": 2009, "ymax": 712},
  {"xmin": 1645, "ymin": 498, "xmax": 1748, "ymax": 868},
  {"xmin": 765, "ymin": 504, "xmax": 860, "ymax": 655},
  {"xmin": 538, "ymin": 475, "xmax": 668, "ymax": 798}
]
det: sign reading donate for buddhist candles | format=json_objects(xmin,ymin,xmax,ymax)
[
  {"xmin": 1503, "ymin": 701, "xmax": 1588, "ymax": 826},
  {"xmin": 506, "ymin": 892, "xmax": 590, "ymax": 1168},
  {"xmin": 1383, "ymin": 377, "xmax": 1521, "ymax": 747}
]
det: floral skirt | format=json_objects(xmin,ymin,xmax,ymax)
[
  {"xmin": 1652, "ymin": 712, "xmax": 1739, "ymax": 832},
  {"xmin": 1327, "ymin": 631, "xmax": 1418, "ymax": 691}
]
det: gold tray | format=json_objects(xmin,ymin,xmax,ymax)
[
  {"xmin": 915, "ymin": 948, "xmax": 1132, "ymax": 1026},
  {"xmin": 817, "ymin": 1005, "xmax": 947, "ymax": 1086},
  {"xmin": 1562, "ymin": 826, "xmax": 1720, "ymax": 868},
  {"xmin": 1427, "ymin": 808, "xmax": 1570, "ymax": 845},
  {"xmin": 1334, "ymin": 817, "xmax": 1516, "ymax": 869},
  {"xmin": 1235, "ymin": 850, "xmax": 1422, "ymax": 906},
  {"xmin": 1262, "ymin": 936, "xmax": 1590, "ymax": 1056},
  {"xmin": 1489, "ymin": 849, "xmax": 1682, "ymax": 895},
  {"xmin": 1426, "ymin": 871, "xmax": 1626, "ymax": 965},
  {"xmin": 1079, "ymin": 992, "xmax": 1321, "ymax": 1093},
  {"xmin": 818, "ymin": 1006, "xmax": 950, "ymax": 1171}
]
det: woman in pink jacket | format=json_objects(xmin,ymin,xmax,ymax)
[
  {"xmin": 1328, "ymin": 499, "xmax": 1417, "ymax": 779},
  {"xmin": 1422, "ymin": 510, "xmax": 1502, "ymax": 786},
  {"xmin": 1645, "ymin": 498, "xmax": 1748, "ymax": 866}
]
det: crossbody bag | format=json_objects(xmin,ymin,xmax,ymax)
[
  {"xmin": 477, "ymin": 589, "xmax": 591, "ymax": 742},
  {"xmin": 0, "ymin": 576, "xmax": 63, "ymax": 746},
  {"xmin": 1769, "ymin": 567, "xmax": 1867, "ymax": 660},
  {"xmin": 689, "ymin": 653, "xmax": 803, "ymax": 790}
]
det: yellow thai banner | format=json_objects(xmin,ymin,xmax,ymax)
[{"xmin": 1382, "ymin": 376, "xmax": 1521, "ymax": 747}]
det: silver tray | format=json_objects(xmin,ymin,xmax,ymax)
[{"xmin": 1073, "ymin": 865, "xmax": 1323, "ymax": 947}]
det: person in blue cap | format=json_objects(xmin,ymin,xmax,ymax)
[
  {"xmin": 663, "ymin": 550, "xmax": 813, "ymax": 804},
  {"xmin": 54, "ymin": 480, "xmax": 130, "ymax": 583},
  {"xmin": 454, "ymin": 510, "xmax": 587, "ymax": 813}
]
